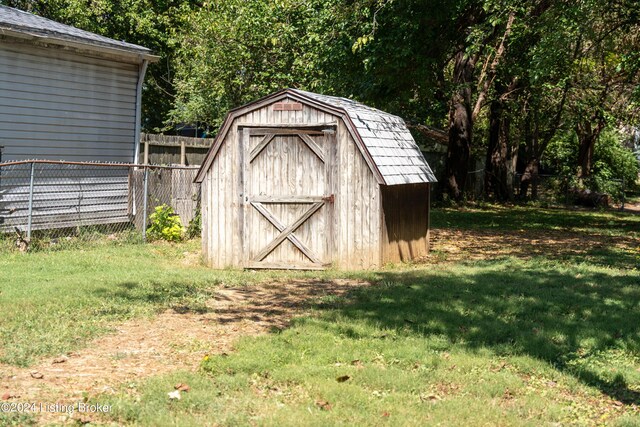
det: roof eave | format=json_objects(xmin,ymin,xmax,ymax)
[{"xmin": 0, "ymin": 26, "xmax": 159, "ymax": 63}]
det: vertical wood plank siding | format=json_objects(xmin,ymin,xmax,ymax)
[
  {"xmin": 202, "ymin": 97, "xmax": 382, "ymax": 269},
  {"xmin": 0, "ymin": 42, "xmax": 138, "ymax": 163},
  {"xmin": 380, "ymin": 183, "xmax": 430, "ymax": 263}
]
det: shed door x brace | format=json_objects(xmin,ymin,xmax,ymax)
[{"xmin": 241, "ymin": 126, "xmax": 335, "ymax": 270}]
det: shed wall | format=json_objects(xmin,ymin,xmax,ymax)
[
  {"xmin": 0, "ymin": 41, "xmax": 138, "ymax": 162},
  {"xmin": 202, "ymin": 96, "xmax": 382, "ymax": 269},
  {"xmin": 381, "ymin": 183, "xmax": 430, "ymax": 263}
]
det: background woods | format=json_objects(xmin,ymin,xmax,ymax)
[{"xmin": 3, "ymin": 0, "xmax": 639, "ymax": 199}]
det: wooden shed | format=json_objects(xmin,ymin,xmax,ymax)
[{"xmin": 194, "ymin": 89, "xmax": 437, "ymax": 270}]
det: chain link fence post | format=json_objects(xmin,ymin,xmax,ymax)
[
  {"xmin": 26, "ymin": 161, "xmax": 35, "ymax": 240},
  {"xmin": 142, "ymin": 165, "xmax": 149, "ymax": 242}
]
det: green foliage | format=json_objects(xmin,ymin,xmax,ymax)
[
  {"xmin": 593, "ymin": 129, "xmax": 640, "ymax": 187},
  {"xmin": 147, "ymin": 205, "xmax": 185, "ymax": 242},
  {"xmin": 543, "ymin": 131, "xmax": 578, "ymax": 177},
  {"xmin": 5, "ymin": 0, "xmax": 640, "ymax": 198},
  {"xmin": 170, "ymin": 0, "xmax": 326, "ymax": 127},
  {"xmin": 544, "ymin": 128, "xmax": 639, "ymax": 198},
  {"xmin": 186, "ymin": 208, "xmax": 201, "ymax": 240}
]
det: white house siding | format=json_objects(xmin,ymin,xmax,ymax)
[{"xmin": 0, "ymin": 42, "xmax": 138, "ymax": 163}]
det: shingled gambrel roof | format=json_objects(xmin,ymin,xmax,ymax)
[
  {"xmin": 195, "ymin": 89, "xmax": 437, "ymax": 186},
  {"xmin": 292, "ymin": 89, "xmax": 436, "ymax": 185},
  {"xmin": 0, "ymin": 5, "xmax": 155, "ymax": 60}
]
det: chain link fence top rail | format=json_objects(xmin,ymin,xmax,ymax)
[{"xmin": 0, "ymin": 160, "xmax": 200, "ymax": 244}]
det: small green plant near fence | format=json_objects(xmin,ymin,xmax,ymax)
[
  {"xmin": 186, "ymin": 208, "xmax": 202, "ymax": 239},
  {"xmin": 147, "ymin": 204, "xmax": 186, "ymax": 242}
]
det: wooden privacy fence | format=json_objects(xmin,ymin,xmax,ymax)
[
  {"xmin": 130, "ymin": 166, "xmax": 200, "ymax": 231},
  {"xmin": 0, "ymin": 160, "xmax": 200, "ymax": 239},
  {"xmin": 140, "ymin": 133, "xmax": 213, "ymax": 166}
]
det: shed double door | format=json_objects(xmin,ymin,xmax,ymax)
[{"xmin": 241, "ymin": 126, "xmax": 335, "ymax": 269}]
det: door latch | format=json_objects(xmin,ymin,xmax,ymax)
[{"xmin": 322, "ymin": 194, "xmax": 335, "ymax": 203}]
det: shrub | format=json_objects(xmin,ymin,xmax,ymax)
[
  {"xmin": 186, "ymin": 208, "xmax": 202, "ymax": 239},
  {"xmin": 147, "ymin": 205, "xmax": 185, "ymax": 242},
  {"xmin": 544, "ymin": 127, "xmax": 639, "ymax": 201}
]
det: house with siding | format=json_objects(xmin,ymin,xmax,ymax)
[
  {"xmin": 0, "ymin": 6, "xmax": 157, "ymax": 233},
  {"xmin": 0, "ymin": 5, "xmax": 157, "ymax": 163}
]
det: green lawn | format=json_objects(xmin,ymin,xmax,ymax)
[
  {"xmin": 1, "ymin": 206, "xmax": 639, "ymax": 426},
  {"xmin": 432, "ymin": 204, "xmax": 640, "ymax": 238},
  {"xmin": 0, "ymin": 239, "xmax": 362, "ymax": 367}
]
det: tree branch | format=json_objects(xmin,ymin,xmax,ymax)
[{"xmin": 472, "ymin": 12, "xmax": 516, "ymax": 121}]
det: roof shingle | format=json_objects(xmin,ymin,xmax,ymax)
[{"xmin": 292, "ymin": 89, "xmax": 437, "ymax": 185}]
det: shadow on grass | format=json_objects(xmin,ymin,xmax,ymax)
[
  {"xmin": 431, "ymin": 206, "xmax": 640, "ymax": 235},
  {"xmin": 329, "ymin": 261, "xmax": 640, "ymax": 404},
  {"xmin": 579, "ymin": 246, "xmax": 640, "ymax": 270},
  {"xmin": 92, "ymin": 280, "xmax": 213, "ymax": 314}
]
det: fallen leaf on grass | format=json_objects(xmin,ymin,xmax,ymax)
[
  {"xmin": 382, "ymin": 411, "xmax": 390, "ymax": 417},
  {"xmin": 74, "ymin": 415, "xmax": 92, "ymax": 424},
  {"xmin": 316, "ymin": 400, "xmax": 332, "ymax": 410},
  {"xmin": 30, "ymin": 371, "xmax": 44, "ymax": 379},
  {"xmin": 174, "ymin": 383, "xmax": 190, "ymax": 392},
  {"xmin": 420, "ymin": 393, "xmax": 440, "ymax": 402},
  {"xmin": 336, "ymin": 375, "xmax": 351, "ymax": 383},
  {"xmin": 491, "ymin": 362, "xmax": 507, "ymax": 372},
  {"xmin": 168, "ymin": 390, "xmax": 181, "ymax": 400}
]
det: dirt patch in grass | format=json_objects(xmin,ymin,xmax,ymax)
[
  {"xmin": 0, "ymin": 279, "xmax": 368, "ymax": 425},
  {"xmin": 428, "ymin": 227, "xmax": 639, "ymax": 264},
  {"xmin": 623, "ymin": 202, "xmax": 640, "ymax": 214}
]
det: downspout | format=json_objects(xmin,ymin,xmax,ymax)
[
  {"xmin": 133, "ymin": 59, "xmax": 149, "ymax": 164},
  {"xmin": 132, "ymin": 59, "xmax": 149, "ymax": 219}
]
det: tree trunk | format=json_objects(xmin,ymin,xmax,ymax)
[
  {"xmin": 484, "ymin": 82, "xmax": 516, "ymax": 201},
  {"xmin": 576, "ymin": 118, "xmax": 605, "ymax": 178},
  {"xmin": 445, "ymin": 51, "xmax": 475, "ymax": 200},
  {"xmin": 519, "ymin": 110, "xmax": 540, "ymax": 199}
]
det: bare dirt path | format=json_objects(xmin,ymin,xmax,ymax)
[
  {"xmin": 0, "ymin": 279, "xmax": 368, "ymax": 424},
  {"xmin": 622, "ymin": 202, "xmax": 640, "ymax": 214}
]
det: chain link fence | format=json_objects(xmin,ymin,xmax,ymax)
[{"xmin": 0, "ymin": 160, "xmax": 200, "ymax": 251}]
